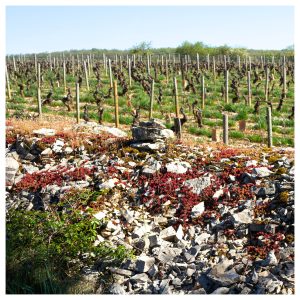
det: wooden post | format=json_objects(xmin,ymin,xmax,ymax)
[
  {"xmin": 224, "ymin": 55, "xmax": 227, "ymax": 71},
  {"xmin": 201, "ymin": 75, "xmax": 205, "ymax": 109},
  {"xmin": 37, "ymin": 87, "xmax": 42, "ymax": 118},
  {"xmin": 113, "ymin": 80, "xmax": 119, "ymax": 128},
  {"xmin": 87, "ymin": 56, "xmax": 91, "ymax": 77},
  {"xmin": 38, "ymin": 63, "xmax": 41, "ymax": 88},
  {"xmin": 149, "ymin": 79, "xmax": 155, "ymax": 119},
  {"xmin": 63, "ymin": 61, "xmax": 66, "ymax": 92},
  {"xmin": 174, "ymin": 77, "xmax": 180, "ymax": 118},
  {"xmin": 283, "ymin": 66, "xmax": 287, "ymax": 98},
  {"xmin": 108, "ymin": 59, "xmax": 113, "ymax": 88},
  {"xmin": 265, "ymin": 67, "xmax": 269, "ymax": 102},
  {"xmin": 212, "ymin": 128, "xmax": 221, "ymax": 142},
  {"xmin": 196, "ymin": 53, "xmax": 199, "ymax": 71},
  {"xmin": 247, "ymin": 71, "xmax": 252, "ymax": 106},
  {"xmin": 105, "ymin": 57, "xmax": 108, "ymax": 76},
  {"xmin": 223, "ymin": 114, "xmax": 229, "ymax": 145},
  {"xmin": 173, "ymin": 77, "xmax": 182, "ymax": 139},
  {"xmin": 207, "ymin": 54, "xmax": 210, "ymax": 71},
  {"xmin": 5, "ymin": 64, "xmax": 11, "ymax": 100},
  {"xmin": 128, "ymin": 58, "xmax": 132, "ymax": 86},
  {"xmin": 84, "ymin": 60, "xmax": 89, "ymax": 91},
  {"xmin": 133, "ymin": 54, "xmax": 136, "ymax": 67},
  {"xmin": 266, "ymin": 106, "xmax": 273, "ymax": 148},
  {"xmin": 225, "ymin": 70, "xmax": 229, "ymax": 104},
  {"xmin": 165, "ymin": 59, "xmax": 169, "ymax": 84},
  {"xmin": 76, "ymin": 83, "xmax": 80, "ymax": 123},
  {"xmin": 213, "ymin": 56, "xmax": 216, "ymax": 80}
]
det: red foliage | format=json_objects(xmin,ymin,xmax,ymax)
[
  {"xmin": 247, "ymin": 231, "xmax": 285, "ymax": 259},
  {"xmin": 14, "ymin": 165, "xmax": 95, "ymax": 192}
]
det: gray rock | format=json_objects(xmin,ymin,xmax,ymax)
[
  {"xmin": 130, "ymin": 142, "xmax": 164, "ymax": 151},
  {"xmin": 184, "ymin": 176, "xmax": 211, "ymax": 195},
  {"xmin": 253, "ymin": 184, "xmax": 276, "ymax": 197},
  {"xmin": 6, "ymin": 157, "xmax": 19, "ymax": 184},
  {"xmin": 130, "ymin": 273, "xmax": 150, "ymax": 283},
  {"xmin": 195, "ymin": 232, "xmax": 211, "ymax": 245},
  {"xmin": 132, "ymin": 223, "xmax": 151, "ymax": 239},
  {"xmin": 211, "ymin": 287, "xmax": 230, "ymax": 294},
  {"xmin": 157, "ymin": 247, "xmax": 182, "ymax": 263},
  {"xmin": 208, "ymin": 268, "xmax": 240, "ymax": 286},
  {"xmin": 153, "ymin": 216, "xmax": 168, "ymax": 226},
  {"xmin": 108, "ymin": 267, "xmax": 133, "ymax": 277},
  {"xmin": 260, "ymin": 250, "xmax": 278, "ymax": 267},
  {"xmin": 135, "ymin": 255, "xmax": 155, "ymax": 273},
  {"xmin": 142, "ymin": 159, "xmax": 162, "ymax": 175},
  {"xmin": 249, "ymin": 223, "xmax": 276, "ymax": 234},
  {"xmin": 109, "ymin": 283, "xmax": 127, "ymax": 294},
  {"xmin": 166, "ymin": 161, "xmax": 191, "ymax": 174},
  {"xmin": 52, "ymin": 139, "xmax": 64, "ymax": 153},
  {"xmin": 33, "ymin": 128, "xmax": 56, "ymax": 136},
  {"xmin": 41, "ymin": 148, "xmax": 53, "ymax": 156},
  {"xmin": 133, "ymin": 237, "xmax": 150, "ymax": 252},
  {"xmin": 149, "ymin": 234, "xmax": 162, "ymax": 248},
  {"xmin": 22, "ymin": 164, "xmax": 39, "ymax": 174},
  {"xmin": 191, "ymin": 202, "xmax": 205, "ymax": 218},
  {"xmin": 98, "ymin": 178, "xmax": 118, "ymax": 190},
  {"xmin": 132, "ymin": 119, "xmax": 173, "ymax": 142},
  {"xmin": 147, "ymin": 264, "xmax": 159, "ymax": 277},
  {"xmin": 252, "ymin": 167, "xmax": 273, "ymax": 178},
  {"xmin": 240, "ymin": 172, "xmax": 255, "ymax": 184},
  {"xmin": 231, "ymin": 210, "xmax": 253, "ymax": 224},
  {"xmin": 160, "ymin": 226, "xmax": 177, "ymax": 242}
]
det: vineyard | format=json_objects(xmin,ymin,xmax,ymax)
[
  {"xmin": 5, "ymin": 52, "xmax": 295, "ymax": 294},
  {"xmin": 5, "ymin": 52, "xmax": 294, "ymax": 147}
]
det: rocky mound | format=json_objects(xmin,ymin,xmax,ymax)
[{"xmin": 6, "ymin": 121, "xmax": 294, "ymax": 294}]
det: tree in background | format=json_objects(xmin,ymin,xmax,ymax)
[{"xmin": 129, "ymin": 41, "xmax": 153, "ymax": 55}]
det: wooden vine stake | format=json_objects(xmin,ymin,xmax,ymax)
[
  {"xmin": 225, "ymin": 70, "xmax": 229, "ymax": 104},
  {"xmin": 76, "ymin": 83, "xmax": 80, "ymax": 123},
  {"xmin": 84, "ymin": 60, "xmax": 90, "ymax": 91},
  {"xmin": 165, "ymin": 59, "xmax": 169, "ymax": 84},
  {"xmin": 266, "ymin": 106, "xmax": 273, "ymax": 148},
  {"xmin": 113, "ymin": 80, "xmax": 119, "ymax": 128},
  {"xmin": 207, "ymin": 54, "xmax": 210, "ymax": 71},
  {"xmin": 63, "ymin": 60, "xmax": 66, "ymax": 92},
  {"xmin": 108, "ymin": 59, "xmax": 113, "ymax": 88},
  {"xmin": 283, "ymin": 66, "xmax": 287, "ymax": 98},
  {"xmin": 265, "ymin": 67, "xmax": 269, "ymax": 102},
  {"xmin": 5, "ymin": 64, "xmax": 11, "ymax": 100},
  {"xmin": 38, "ymin": 63, "xmax": 41, "ymax": 89},
  {"xmin": 213, "ymin": 56, "xmax": 216, "ymax": 80},
  {"xmin": 201, "ymin": 75, "xmax": 205, "ymax": 109},
  {"xmin": 247, "ymin": 71, "xmax": 252, "ymax": 106},
  {"xmin": 149, "ymin": 79, "xmax": 155, "ymax": 119},
  {"xmin": 196, "ymin": 53, "xmax": 200, "ymax": 71},
  {"xmin": 173, "ymin": 77, "xmax": 182, "ymax": 139},
  {"xmin": 128, "ymin": 58, "xmax": 132, "ymax": 86},
  {"xmin": 37, "ymin": 86, "xmax": 42, "ymax": 119},
  {"xmin": 223, "ymin": 114, "xmax": 229, "ymax": 145}
]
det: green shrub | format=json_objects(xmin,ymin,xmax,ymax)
[{"xmin": 6, "ymin": 201, "xmax": 134, "ymax": 294}]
